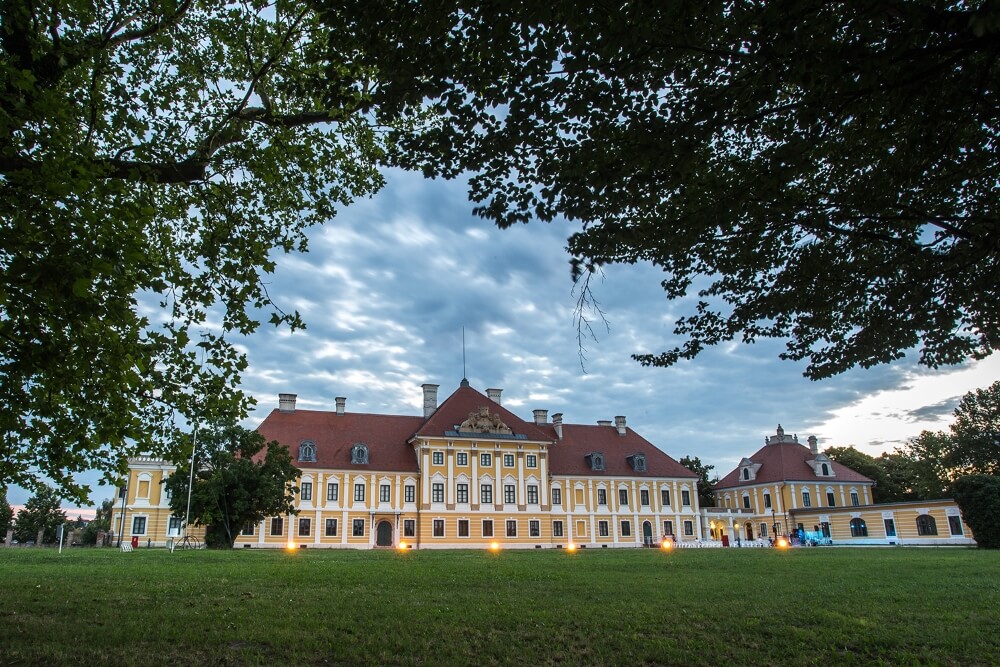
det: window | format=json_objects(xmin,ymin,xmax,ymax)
[
  {"xmin": 352, "ymin": 519, "xmax": 364, "ymax": 536},
  {"xmin": 630, "ymin": 453, "xmax": 647, "ymax": 472},
  {"xmin": 433, "ymin": 519, "xmax": 444, "ymax": 537},
  {"xmin": 526, "ymin": 454, "xmax": 537, "ymax": 468},
  {"xmin": 802, "ymin": 490, "xmax": 811, "ymax": 507},
  {"xmin": 760, "ymin": 523, "xmax": 768, "ymax": 538},
  {"xmin": 242, "ymin": 521, "xmax": 255, "ymax": 536},
  {"xmin": 948, "ymin": 515, "xmax": 964, "ymax": 536},
  {"xmin": 482, "ymin": 520, "xmax": 494, "ymax": 537},
  {"xmin": 849, "ymin": 518, "xmax": 868, "ymax": 537},
  {"xmin": 529, "ymin": 520, "xmax": 540, "ymax": 537},
  {"xmin": 300, "ymin": 481, "xmax": 312, "ymax": 501},
  {"xmin": 826, "ymin": 491, "xmax": 836, "ymax": 507},
  {"xmin": 504, "ymin": 453, "xmax": 515, "ymax": 467},
  {"xmin": 682, "ymin": 490, "xmax": 691, "ymax": 507},
  {"xmin": 432, "ymin": 451, "xmax": 444, "ymax": 465},
  {"xmin": 640, "ymin": 489, "xmax": 650, "ymax": 506},
  {"xmin": 403, "ymin": 520, "xmax": 415, "ymax": 537},
  {"xmin": 506, "ymin": 520, "xmax": 517, "ymax": 537},
  {"xmin": 850, "ymin": 491, "xmax": 860, "ymax": 507},
  {"xmin": 327, "ymin": 482, "xmax": 339, "ymax": 502},
  {"xmin": 350, "ymin": 442, "xmax": 369, "ymax": 465},
  {"xmin": 270, "ymin": 517, "xmax": 284, "ymax": 536},
  {"xmin": 527, "ymin": 485, "xmax": 539, "ymax": 505},
  {"xmin": 620, "ymin": 520, "xmax": 632, "ymax": 537},
  {"xmin": 742, "ymin": 495, "xmax": 751, "ymax": 509},
  {"xmin": 916, "ymin": 514, "xmax": 938, "ymax": 536},
  {"xmin": 504, "ymin": 484, "xmax": 516, "ymax": 504},
  {"xmin": 298, "ymin": 518, "xmax": 311, "ymax": 537},
  {"xmin": 598, "ymin": 520, "xmax": 609, "ymax": 537},
  {"xmin": 821, "ymin": 463, "xmax": 830, "ymax": 476},
  {"xmin": 481, "ymin": 484, "xmax": 493, "ymax": 504},
  {"xmin": 167, "ymin": 516, "xmax": 182, "ymax": 537},
  {"xmin": 884, "ymin": 518, "xmax": 896, "ymax": 537},
  {"xmin": 457, "ymin": 452, "xmax": 468, "ymax": 466},
  {"xmin": 131, "ymin": 516, "xmax": 147, "ymax": 535},
  {"xmin": 684, "ymin": 521, "xmax": 694, "ymax": 536},
  {"xmin": 597, "ymin": 489, "xmax": 607, "ymax": 505},
  {"xmin": 380, "ymin": 484, "xmax": 391, "ymax": 503},
  {"xmin": 298, "ymin": 441, "xmax": 316, "ymax": 462},
  {"xmin": 742, "ymin": 468, "xmax": 750, "ymax": 480},
  {"xmin": 457, "ymin": 483, "xmax": 469, "ymax": 504},
  {"xmin": 763, "ymin": 492, "xmax": 771, "ymax": 509},
  {"xmin": 431, "ymin": 483, "xmax": 445, "ymax": 503},
  {"xmin": 458, "ymin": 519, "xmax": 469, "ymax": 537},
  {"xmin": 480, "ymin": 453, "xmax": 492, "ymax": 467},
  {"xmin": 354, "ymin": 483, "xmax": 366, "ymax": 502},
  {"xmin": 552, "ymin": 488, "xmax": 562, "ymax": 505},
  {"xmin": 618, "ymin": 489, "xmax": 629, "ymax": 506},
  {"xmin": 663, "ymin": 520, "xmax": 673, "ymax": 536},
  {"xmin": 661, "ymin": 489, "xmax": 671, "ymax": 506},
  {"xmin": 587, "ymin": 452, "xmax": 605, "ymax": 471},
  {"xmin": 404, "ymin": 484, "xmax": 415, "ymax": 503},
  {"xmin": 553, "ymin": 521, "xmax": 564, "ymax": 537},
  {"xmin": 325, "ymin": 518, "xmax": 338, "ymax": 536}
]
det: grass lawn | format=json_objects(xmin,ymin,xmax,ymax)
[{"xmin": 1, "ymin": 546, "xmax": 997, "ymax": 666}]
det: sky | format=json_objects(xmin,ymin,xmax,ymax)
[{"xmin": 8, "ymin": 167, "xmax": 998, "ymax": 512}]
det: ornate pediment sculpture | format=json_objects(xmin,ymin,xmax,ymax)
[{"xmin": 459, "ymin": 406, "xmax": 513, "ymax": 435}]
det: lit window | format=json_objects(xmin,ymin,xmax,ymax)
[
  {"xmin": 482, "ymin": 520, "xmax": 493, "ymax": 537},
  {"xmin": 480, "ymin": 453, "xmax": 492, "ymax": 467},
  {"xmin": 850, "ymin": 518, "xmax": 867, "ymax": 537},
  {"xmin": 298, "ymin": 518, "xmax": 311, "ymax": 537},
  {"xmin": 552, "ymin": 488, "xmax": 562, "ymax": 505},
  {"xmin": 270, "ymin": 517, "xmax": 283, "ymax": 536},
  {"xmin": 916, "ymin": 514, "xmax": 938, "ymax": 536},
  {"xmin": 433, "ymin": 519, "xmax": 444, "ymax": 537},
  {"xmin": 640, "ymin": 489, "xmax": 650, "ymax": 506},
  {"xmin": 504, "ymin": 485, "xmax": 516, "ymax": 504},
  {"xmin": 432, "ymin": 451, "xmax": 444, "ymax": 465},
  {"xmin": 380, "ymin": 484, "xmax": 391, "ymax": 503},
  {"xmin": 481, "ymin": 484, "xmax": 493, "ymax": 504},
  {"xmin": 325, "ymin": 519, "xmax": 338, "ymax": 536},
  {"xmin": 458, "ymin": 519, "xmax": 469, "ymax": 537},
  {"xmin": 456, "ymin": 452, "xmax": 468, "ymax": 466},
  {"xmin": 352, "ymin": 519, "xmax": 364, "ymax": 536},
  {"xmin": 529, "ymin": 520, "xmax": 540, "ymax": 537},
  {"xmin": 354, "ymin": 483, "xmax": 365, "ymax": 502},
  {"xmin": 327, "ymin": 482, "xmax": 339, "ymax": 502},
  {"xmin": 432, "ymin": 483, "xmax": 445, "ymax": 503},
  {"xmin": 526, "ymin": 454, "xmax": 537, "ymax": 468},
  {"xmin": 131, "ymin": 516, "xmax": 146, "ymax": 535},
  {"xmin": 506, "ymin": 520, "xmax": 517, "ymax": 537},
  {"xmin": 527, "ymin": 485, "xmax": 539, "ymax": 505},
  {"xmin": 404, "ymin": 485, "xmax": 415, "ymax": 503},
  {"xmin": 553, "ymin": 521, "xmax": 564, "ymax": 537},
  {"xmin": 457, "ymin": 483, "xmax": 469, "ymax": 504},
  {"xmin": 504, "ymin": 453, "xmax": 514, "ymax": 467},
  {"xmin": 620, "ymin": 521, "xmax": 631, "ymax": 537},
  {"xmin": 300, "ymin": 482, "xmax": 312, "ymax": 501}
]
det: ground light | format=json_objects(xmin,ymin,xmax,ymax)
[
  {"xmin": 286, "ymin": 541, "xmax": 297, "ymax": 551},
  {"xmin": 489, "ymin": 541, "xmax": 501, "ymax": 552},
  {"xmin": 660, "ymin": 538, "xmax": 674, "ymax": 551},
  {"xmin": 566, "ymin": 542, "xmax": 577, "ymax": 552},
  {"xmin": 775, "ymin": 536, "xmax": 790, "ymax": 549},
  {"xmin": 398, "ymin": 540, "xmax": 408, "ymax": 551}
]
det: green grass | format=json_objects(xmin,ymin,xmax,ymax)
[{"xmin": 1, "ymin": 546, "xmax": 998, "ymax": 666}]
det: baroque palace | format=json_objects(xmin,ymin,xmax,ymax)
[{"xmin": 111, "ymin": 381, "xmax": 975, "ymax": 549}]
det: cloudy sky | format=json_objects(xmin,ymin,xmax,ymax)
[{"xmin": 9, "ymin": 167, "xmax": 998, "ymax": 511}]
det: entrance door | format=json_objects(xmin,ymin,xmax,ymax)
[
  {"xmin": 745, "ymin": 523, "xmax": 754, "ymax": 540},
  {"xmin": 376, "ymin": 520, "xmax": 393, "ymax": 547},
  {"xmin": 642, "ymin": 521, "xmax": 653, "ymax": 545}
]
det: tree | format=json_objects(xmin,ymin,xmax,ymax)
[
  {"xmin": 0, "ymin": 486, "xmax": 13, "ymax": 539},
  {"xmin": 316, "ymin": 0, "xmax": 1000, "ymax": 379},
  {"xmin": 679, "ymin": 455, "xmax": 715, "ymax": 508},
  {"xmin": 825, "ymin": 447, "xmax": 904, "ymax": 504},
  {"xmin": 163, "ymin": 425, "xmax": 298, "ymax": 548},
  {"xmin": 1, "ymin": 0, "xmax": 388, "ymax": 502},
  {"xmin": 948, "ymin": 381, "xmax": 1000, "ymax": 476},
  {"xmin": 951, "ymin": 475, "xmax": 1000, "ymax": 549},
  {"xmin": 79, "ymin": 498, "xmax": 114, "ymax": 546},
  {"xmin": 13, "ymin": 485, "xmax": 66, "ymax": 544}
]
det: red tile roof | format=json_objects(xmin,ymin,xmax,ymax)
[
  {"xmin": 543, "ymin": 423, "xmax": 698, "ymax": 479},
  {"xmin": 714, "ymin": 441, "xmax": 874, "ymax": 489},
  {"xmin": 257, "ymin": 409, "xmax": 424, "ymax": 473},
  {"xmin": 415, "ymin": 384, "xmax": 553, "ymax": 442}
]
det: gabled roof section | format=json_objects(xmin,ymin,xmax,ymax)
[
  {"xmin": 415, "ymin": 384, "xmax": 552, "ymax": 442},
  {"xmin": 257, "ymin": 409, "xmax": 423, "ymax": 473},
  {"xmin": 714, "ymin": 440, "xmax": 874, "ymax": 489},
  {"xmin": 543, "ymin": 423, "xmax": 697, "ymax": 479}
]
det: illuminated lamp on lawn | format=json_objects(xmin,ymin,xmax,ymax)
[
  {"xmin": 398, "ymin": 540, "xmax": 408, "ymax": 551},
  {"xmin": 489, "ymin": 541, "xmax": 501, "ymax": 553},
  {"xmin": 286, "ymin": 541, "xmax": 296, "ymax": 551},
  {"xmin": 660, "ymin": 538, "xmax": 673, "ymax": 551},
  {"xmin": 775, "ymin": 536, "xmax": 790, "ymax": 549},
  {"xmin": 566, "ymin": 542, "xmax": 577, "ymax": 552}
]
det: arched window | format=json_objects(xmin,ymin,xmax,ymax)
[
  {"xmin": 821, "ymin": 463, "xmax": 830, "ymax": 476},
  {"xmin": 351, "ymin": 442, "xmax": 369, "ymax": 465},
  {"xmin": 298, "ymin": 441, "xmax": 316, "ymax": 462},
  {"xmin": 849, "ymin": 518, "xmax": 868, "ymax": 537},
  {"xmin": 742, "ymin": 468, "xmax": 750, "ymax": 480},
  {"xmin": 916, "ymin": 514, "xmax": 938, "ymax": 536}
]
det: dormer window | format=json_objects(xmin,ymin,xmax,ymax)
[
  {"xmin": 742, "ymin": 468, "xmax": 750, "ymax": 481},
  {"xmin": 821, "ymin": 463, "xmax": 830, "ymax": 476},
  {"xmin": 350, "ymin": 442, "xmax": 369, "ymax": 465},
  {"xmin": 808, "ymin": 453, "xmax": 835, "ymax": 477},
  {"xmin": 298, "ymin": 441, "xmax": 316, "ymax": 462},
  {"xmin": 586, "ymin": 451, "xmax": 605, "ymax": 471},
  {"xmin": 627, "ymin": 453, "xmax": 647, "ymax": 472}
]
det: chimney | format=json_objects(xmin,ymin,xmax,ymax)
[
  {"xmin": 486, "ymin": 388, "xmax": 502, "ymax": 405},
  {"xmin": 278, "ymin": 393, "xmax": 297, "ymax": 413},
  {"xmin": 552, "ymin": 413, "xmax": 563, "ymax": 440},
  {"xmin": 808, "ymin": 435, "xmax": 819, "ymax": 455},
  {"xmin": 533, "ymin": 409, "xmax": 548, "ymax": 425},
  {"xmin": 597, "ymin": 419, "xmax": 612, "ymax": 427},
  {"xmin": 421, "ymin": 383, "xmax": 439, "ymax": 418},
  {"xmin": 335, "ymin": 396, "xmax": 346, "ymax": 416},
  {"xmin": 614, "ymin": 415, "xmax": 627, "ymax": 436}
]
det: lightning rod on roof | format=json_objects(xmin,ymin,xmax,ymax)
[{"xmin": 462, "ymin": 326, "xmax": 467, "ymax": 380}]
